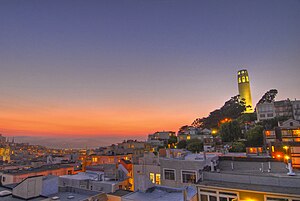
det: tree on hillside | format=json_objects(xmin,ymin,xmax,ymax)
[
  {"xmin": 191, "ymin": 95, "xmax": 246, "ymax": 129},
  {"xmin": 167, "ymin": 136, "xmax": 178, "ymax": 148},
  {"xmin": 177, "ymin": 140, "xmax": 187, "ymax": 149},
  {"xmin": 237, "ymin": 113, "xmax": 257, "ymax": 124},
  {"xmin": 230, "ymin": 142, "xmax": 246, "ymax": 152},
  {"xmin": 246, "ymin": 125, "xmax": 264, "ymax": 147},
  {"xmin": 178, "ymin": 125, "xmax": 189, "ymax": 135},
  {"xmin": 257, "ymin": 89, "xmax": 278, "ymax": 105},
  {"xmin": 219, "ymin": 120, "xmax": 242, "ymax": 142},
  {"xmin": 187, "ymin": 139, "xmax": 203, "ymax": 153}
]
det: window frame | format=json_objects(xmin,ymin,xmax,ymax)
[
  {"xmin": 163, "ymin": 168, "xmax": 176, "ymax": 181},
  {"xmin": 181, "ymin": 170, "xmax": 197, "ymax": 184}
]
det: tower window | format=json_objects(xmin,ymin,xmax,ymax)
[
  {"xmin": 238, "ymin": 78, "xmax": 241, "ymax": 83},
  {"xmin": 242, "ymin": 77, "xmax": 245, "ymax": 82}
]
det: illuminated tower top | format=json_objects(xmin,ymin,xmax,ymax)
[{"xmin": 237, "ymin": 69, "xmax": 253, "ymax": 113}]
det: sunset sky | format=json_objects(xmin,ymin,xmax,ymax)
[{"xmin": 0, "ymin": 0, "xmax": 300, "ymax": 141}]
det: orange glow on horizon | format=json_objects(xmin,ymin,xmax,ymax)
[{"xmin": 0, "ymin": 102, "xmax": 211, "ymax": 137}]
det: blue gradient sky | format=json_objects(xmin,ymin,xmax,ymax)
[{"xmin": 0, "ymin": 0, "xmax": 300, "ymax": 139}]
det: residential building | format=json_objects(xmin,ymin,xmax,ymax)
[
  {"xmin": 133, "ymin": 152, "xmax": 160, "ymax": 192},
  {"xmin": 274, "ymin": 99, "xmax": 294, "ymax": 119},
  {"xmin": 59, "ymin": 170, "xmax": 129, "ymax": 194},
  {"xmin": 159, "ymin": 150, "xmax": 218, "ymax": 188},
  {"xmin": 197, "ymin": 157, "xmax": 300, "ymax": 201},
  {"xmin": 292, "ymin": 100, "xmax": 300, "ymax": 121},
  {"xmin": 147, "ymin": 131, "xmax": 176, "ymax": 147},
  {"xmin": 0, "ymin": 164, "xmax": 74, "ymax": 185},
  {"xmin": 256, "ymin": 99, "xmax": 300, "ymax": 122},
  {"xmin": 0, "ymin": 145, "xmax": 10, "ymax": 163},
  {"xmin": 256, "ymin": 102, "xmax": 276, "ymax": 121},
  {"xmin": 0, "ymin": 175, "xmax": 108, "ymax": 201}
]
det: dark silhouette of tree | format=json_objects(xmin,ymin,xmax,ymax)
[
  {"xmin": 168, "ymin": 136, "xmax": 178, "ymax": 145},
  {"xmin": 219, "ymin": 120, "xmax": 242, "ymax": 142},
  {"xmin": 191, "ymin": 95, "xmax": 246, "ymax": 129},
  {"xmin": 230, "ymin": 142, "xmax": 246, "ymax": 152},
  {"xmin": 187, "ymin": 139, "xmax": 203, "ymax": 153},
  {"xmin": 246, "ymin": 125, "xmax": 264, "ymax": 147},
  {"xmin": 257, "ymin": 89, "xmax": 278, "ymax": 105},
  {"xmin": 177, "ymin": 140, "xmax": 187, "ymax": 149},
  {"xmin": 178, "ymin": 125, "xmax": 190, "ymax": 135}
]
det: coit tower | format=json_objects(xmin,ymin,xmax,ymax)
[{"xmin": 237, "ymin": 69, "xmax": 253, "ymax": 113}]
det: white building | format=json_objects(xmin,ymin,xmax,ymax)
[{"xmin": 256, "ymin": 102, "xmax": 276, "ymax": 121}]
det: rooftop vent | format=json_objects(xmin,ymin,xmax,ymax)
[
  {"xmin": 67, "ymin": 195, "xmax": 75, "ymax": 199},
  {"xmin": 0, "ymin": 190, "xmax": 12, "ymax": 197},
  {"xmin": 52, "ymin": 196, "xmax": 60, "ymax": 200}
]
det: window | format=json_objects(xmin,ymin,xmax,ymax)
[
  {"xmin": 260, "ymin": 114, "xmax": 266, "ymax": 118},
  {"xmin": 199, "ymin": 188, "xmax": 237, "ymax": 201},
  {"xmin": 149, "ymin": 173, "xmax": 155, "ymax": 183},
  {"xmin": 267, "ymin": 113, "xmax": 274, "ymax": 117},
  {"xmin": 181, "ymin": 170, "xmax": 196, "ymax": 184},
  {"xmin": 2, "ymin": 177, "xmax": 5, "ymax": 182},
  {"xmin": 201, "ymin": 194, "xmax": 209, "ymax": 201},
  {"xmin": 164, "ymin": 169, "xmax": 175, "ymax": 180},
  {"xmin": 156, "ymin": 174, "xmax": 161, "ymax": 185},
  {"xmin": 267, "ymin": 197, "xmax": 288, "ymax": 201}
]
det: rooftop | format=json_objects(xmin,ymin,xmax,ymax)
[
  {"xmin": 43, "ymin": 192, "xmax": 96, "ymax": 201},
  {"xmin": 1, "ymin": 164, "xmax": 73, "ymax": 175},
  {"xmin": 108, "ymin": 189, "xmax": 132, "ymax": 197},
  {"xmin": 0, "ymin": 186, "xmax": 45, "ymax": 201},
  {"xmin": 122, "ymin": 186, "xmax": 196, "ymax": 201},
  {"xmin": 198, "ymin": 180, "xmax": 300, "ymax": 196},
  {"xmin": 217, "ymin": 160, "xmax": 300, "ymax": 177}
]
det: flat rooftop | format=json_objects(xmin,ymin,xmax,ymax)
[
  {"xmin": 1, "ymin": 164, "xmax": 73, "ymax": 175},
  {"xmin": 198, "ymin": 180, "xmax": 300, "ymax": 197},
  {"xmin": 122, "ymin": 186, "xmax": 196, "ymax": 201},
  {"xmin": 43, "ymin": 192, "xmax": 97, "ymax": 201},
  {"xmin": 0, "ymin": 186, "xmax": 45, "ymax": 201},
  {"xmin": 160, "ymin": 153, "xmax": 218, "ymax": 161},
  {"xmin": 218, "ymin": 160, "xmax": 300, "ymax": 177}
]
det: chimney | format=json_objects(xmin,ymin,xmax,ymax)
[
  {"xmin": 287, "ymin": 159, "xmax": 296, "ymax": 176},
  {"xmin": 210, "ymin": 161, "xmax": 215, "ymax": 172},
  {"xmin": 268, "ymin": 161, "xmax": 271, "ymax": 172}
]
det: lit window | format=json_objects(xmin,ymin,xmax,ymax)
[
  {"xmin": 155, "ymin": 174, "xmax": 161, "ymax": 185},
  {"xmin": 242, "ymin": 76, "xmax": 245, "ymax": 82},
  {"xmin": 187, "ymin": 135, "xmax": 191, "ymax": 140},
  {"xmin": 164, "ymin": 169, "xmax": 175, "ymax": 180},
  {"xmin": 238, "ymin": 78, "xmax": 241, "ymax": 83},
  {"xmin": 246, "ymin": 76, "xmax": 249, "ymax": 82},
  {"xmin": 149, "ymin": 173, "xmax": 155, "ymax": 183},
  {"xmin": 181, "ymin": 170, "xmax": 196, "ymax": 184}
]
